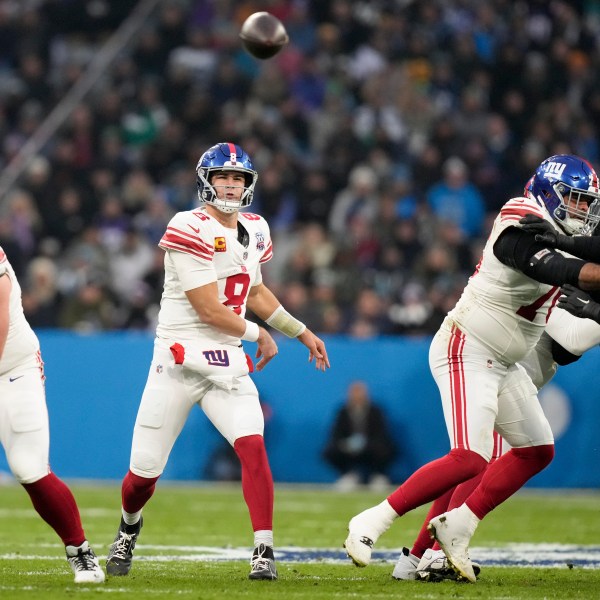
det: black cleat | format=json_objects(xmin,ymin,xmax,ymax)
[
  {"xmin": 249, "ymin": 543, "xmax": 278, "ymax": 580},
  {"xmin": 106, "ymin": 517, "xmax": 143, "ymax": 576}
]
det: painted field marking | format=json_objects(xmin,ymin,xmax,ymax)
[{"xmin": 1, "ymin": 544, "xmax": 599, "ymax": 569}]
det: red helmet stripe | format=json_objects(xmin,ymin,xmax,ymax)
[
  {"xmin": 581, "ymin": 157, "xmax": 599, "ymax": 190},
  {"xmin": 227, "ymin": 142, "xmax": 237, "ymax": 165}
]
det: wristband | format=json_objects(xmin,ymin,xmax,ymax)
[
  {"xmin": 266, "ymin": 305, "xmax": 306, "ymax": 338},
  {"xmin": 241, "ymin": 320, "xmax": 260, "ymax": 342}
]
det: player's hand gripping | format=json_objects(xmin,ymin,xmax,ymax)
[
  {"xmin": 298, "ymin": 328, "xmax": 331, "ymax": 371},
  {"xmin": 519, "ymin": 214, "xmax": 560, "ymax": 246},
  {"xmin": 254, "ymin": 327, "xmax": 278, "ymax": 372},
  {"xmin": 558, "ymin": 284, "xmax": 600, "ymax": 323}
]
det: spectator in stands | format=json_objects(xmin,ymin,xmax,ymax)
[
  {"xmin": 323, "ymin": 380, "xmax": 396, "ymax": 491},
  {"xmin": 426, "ymin": 157, "xmax": 486, "ymax": 240}
]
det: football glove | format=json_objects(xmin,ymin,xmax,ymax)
[
  {"xmin": 519, "ymin": 214, "xmax": 560, "ymax": 246},
  {"xmin": 557, "ymin": 284, "xmax": 600, "ymax": 323}
]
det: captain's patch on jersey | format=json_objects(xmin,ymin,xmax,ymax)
[{"xmin": 214, "ymin": 237, "xmax": 226, "ymax": 252}]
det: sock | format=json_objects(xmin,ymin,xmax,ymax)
[
  {"xmin": 121, "ymin": 470, "xmax": 159, "ymax": 515},
  {"xmin": 254, "ymin": 529, "xmax": 274, "ymax": 548},
  {"xmin": 466, "ymin": 445, "xmax": 554, "ymax": 519},
  {"xmin": 447, "ymin": 462, "xmax": 488, "ymax": 510},
  {"xmin": 22, "ymin": 472, "xmax": 85, "ymax": 547},
  {"xmin": 234, "ymin": 435, "xmax": 273, "ymax": 532},
  {"xmin": 122, "ymin": 508, "xmax": 143, "ymax": 527},
  {"xmin": 387, "ymin": 448, "xmax": 487, "ymax": 516},
  {"xmin": 411, "ymin": 486, "xmax": 454, "ymax": 558}
]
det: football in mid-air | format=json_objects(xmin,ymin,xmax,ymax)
[{"xmin": 239, "ymin": 11, "xmax": 289, "ymax": 59}]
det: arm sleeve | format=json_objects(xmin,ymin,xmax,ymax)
[
  {"xmin": 555, "ymin": 234, "xmax": 600, "ymax": 261},
  {"xmin": 546, "ymin": 306, "xmax": 600, "ymax": 355},
  {"xmin": 494, "ymin": 227, "xmax": 585, "ymax": 286}
]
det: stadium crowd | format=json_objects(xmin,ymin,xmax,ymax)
[{"xmin": 0, "ymin": 0, "xmax": 599, "ymax": 336}]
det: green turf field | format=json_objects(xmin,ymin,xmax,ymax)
[{"xmin": 0, "ymin": 481, "xmax": 598, "ymax": 598}]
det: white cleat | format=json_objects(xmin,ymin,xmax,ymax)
[
  {"xmin": 344, "ymin": 513, "xmax": 379, "ymax": 567},
  {"xmin": 416, "ymin": 548, "xmax": 481, "ymax": 582},
  {"xmin": 427, "ymin": 507, "xmax": 478, "ymax": 583},
  {"xmin": 344, "ymin": 501, "xmax": 397, "ymax": 567},
  {"xmin": 66, "ymin": 541, "xmax": 105, "ymax": 584},
  {"xmin": 344, "ymin": 530, "xmax": 374, "ymax": 567},
  {"xmin": 392, "ymin": 547, "xmax": 420, "ymax": 580},
  {"xmin": 416, "ymin": 548, "xmax": 449, "ymax": 581}
]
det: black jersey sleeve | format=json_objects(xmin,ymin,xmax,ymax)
[{"xmin": 493, "ymin": 227, "xmax": 586, "ymax": 286}]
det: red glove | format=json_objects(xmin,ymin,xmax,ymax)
[{"xmin": 170, "ymin": 343, "xmax": 185, "ymax": 365}]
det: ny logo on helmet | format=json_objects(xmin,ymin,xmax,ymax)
[
  {"xmin": 202, "ymin": 349, "xmax": 230, "ymax": 367},
  {"xmin": 543, "ymin": 162, "xmax": 567, "ymax": 178}
]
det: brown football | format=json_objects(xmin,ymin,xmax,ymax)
[{"xmin": 239, "ymin": 11, "xmax": 289, "ymax": 59}]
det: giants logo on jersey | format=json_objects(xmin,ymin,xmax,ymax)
[
  {"xmin": 202, "ymin": 349, "xmax": 230, "ymax": 367},
  {"xmin": 542, "ymin": 161, "xmax": 566, "ymax": 179}
]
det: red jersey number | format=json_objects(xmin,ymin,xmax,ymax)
[
  {"xmin": 223, "ymin": 273, "xmax": 251, "ymax": 315},
  {"xmin": 516, "ymin": 287, "xmax": 559, "ymax": 322}
]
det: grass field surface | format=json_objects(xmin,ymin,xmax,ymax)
[{"xmin": 0, "ymin": 481, "xmax": 598, "ymax": 598}]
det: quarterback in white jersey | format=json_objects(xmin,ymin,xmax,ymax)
[
  {"xmin": 0, "ymin": 248, "xmax": 104, "ymax": 583},
  {"xmin": 345, "ymin": 154, "xmax": 600, "ymax": 582},
  {"xmin": 106, "ymin": 142, "xmax": 329, "ymax": 582}
]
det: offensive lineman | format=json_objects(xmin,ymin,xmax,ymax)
[
  {"xmin": 0, "ymin": 248, "xmax": 104, "ymax": 583},
  {"xmin": 105, "ymin": 142, "xmax": 330, "ymax": 580},
  {"xmin": 393, "ymin": 304, "xmax": 600, "ymax": 581},
  {"xmin": 344, "ymin": 154, "xmax": 600, "ymax": 582}
]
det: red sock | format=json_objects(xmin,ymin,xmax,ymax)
[
  {"xmin": 411, "ymin": 486, "xmax": 454, "ymax": 558},
  {"xmin": 387, "ymin": 448, "xmax": 487, "ymax": 516},
  {"xmin": 22, "ymin": 472, "xmax": 85, "ymax": 547},
  {"xmin": 466, "ymin": 445, "xmax": 554, "ymax": 519},
  {"xmin": 122, "ymin": 470, "xmax": 160, "ymax": 514},
  {"xmin": 234, "ymin": 434, "xmax": 273, "ymax": 532}
]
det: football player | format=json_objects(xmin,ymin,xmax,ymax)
[
  {"xmin": 0, "ymin": 248, "xmax": 104, "ymax": 583},
  {"xmin": 344, "ymin": 154, "xmax": 600, "ymax": 582},
  {"xmin": 393, "ymin": 304, "xmax": 600, "ymax": 581},
  {"xmin": 105, "ymin": 142, "xmax": 330, "ymax": 581}
]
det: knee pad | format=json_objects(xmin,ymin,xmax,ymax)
[
  {"xmin": 448, "ymin": 447, "xmax": 488, "ymax": 479},
  {"xmin": 8, "ymin": 450, "xmax": 48, "ymax": 484},
  {"xmin": 130, "ymin": 450, "xmax": 164, "ymax": 478}
]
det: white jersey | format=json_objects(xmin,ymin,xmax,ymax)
[
  {"xmin": 447, "ymin": 196, "xmax": 561, "ymax": 364},
  {"xmin": 0, "ymin": 247, "xmax": 40, "ymax": 376},
  {"xmin": 156, "ymin": 208, "xmax": 272, "ymax": 345}
]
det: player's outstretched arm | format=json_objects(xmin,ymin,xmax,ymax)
[
  {"xmin": 520, "ymin": 214, "xmax": 600, "ymax": 260},
  {"xmin": 247, "ymin": 283, "xmax": 330, "ymax": 371}
]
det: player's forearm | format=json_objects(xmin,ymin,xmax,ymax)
[
  {"xmin": 554, "ymin": 234, "xmax": 600, "ymax": 261},
  {"xmin": 246, "ymin": 283, "xmax": 281, "ymax": 321},
  {"xmin": 185, "ymin": 288, "xmax": 257, "ymax": 340},
  {"xmin": 577, "ymin": 262, "xmax": 600, "ymax": 290}
]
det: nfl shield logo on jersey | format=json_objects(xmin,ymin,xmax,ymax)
[{"xmin": 255, "ymin": 232, "xmax": 265, "ymax": 251}]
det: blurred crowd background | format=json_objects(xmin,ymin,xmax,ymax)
[{"xmin": 0, "ymin": 0, "xmax": 599, "ymax": 336}]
